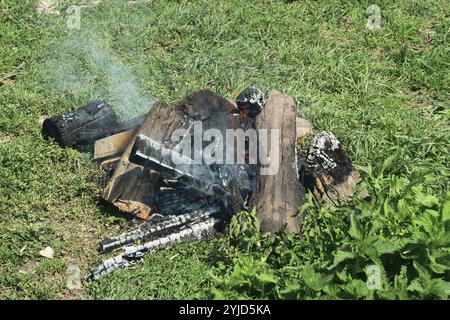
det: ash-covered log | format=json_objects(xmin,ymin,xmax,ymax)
[
  {"xmin": 299, "ymin": 131, "xmax": 360, "ymax": 205},
  {"xmin": 90, "ymin": 212, "xmax": 220, "ymax": 280},
  {"xmin": 99, "ymin": 206, "xmax": 221, "ymax": 253},
  {"xmin": 42, "ymin": 99, "xmax": 146, "ymax": 150},
  {"xmin": 250, "ymin": 90, "xmax": 305, "ymax": 234},
  {"xmin": 235, "ymin": 87, "xmax": 265, "ymax": 117}
]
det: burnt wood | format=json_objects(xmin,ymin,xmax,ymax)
[
  {"xmin": 299, "ymin": 131, "xmax": 360, "ymax": 205},
  {"xmin": 42, "ymin": 99, "xmax": 146, "ymax": 150},
  {"xmin": 102, "ymin": 101, "xmax": 185, "ymax": 219},
  {"xmin": 250, "ymin": 90, "xmax": 305, "ymax": 234},
  {"xmin": 103, "ymin": 90, "xmax": 238, "ymax": 219},
  {"xmin": 128, "ymin": 90, "xmax": 258, "ymax": 218}
]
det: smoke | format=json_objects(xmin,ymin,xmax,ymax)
[{"xmin": 41, "ymin": 28, "xmax": 155, "ymax": 122}]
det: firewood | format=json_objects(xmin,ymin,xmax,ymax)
[
  {"xmin": 99, "ymin": 207, "xmax": 221, "ymax": 253},
  {"xmin": 250, "ymin": 90, "xmax": 305, "ymax": 234},
  {"xmin": 299, "ymin": 131, "xmax": 360, "ymax": 205},
  {"xmin": 42, "ymin": 99, "xmax": 146, "ymax": 150},
  {"xmin": 103, "ymin": 90, "xmax": 239, "ymax": 219},
  {"xmin": 89, "ymin": 215, "xmax": 221, "ymax": 280},
  {"xmin": 128, "ymin": 90, "xmax": 260, "ymax": 217},
  {"xmin": 93, "ymin": 129, "xmax": 137, "ymax": 160},
  {"xmin": 102, "ymin": 102, "xmax": 185, "ymax": 219}
]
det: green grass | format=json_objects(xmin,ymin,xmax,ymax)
[{"xmin": 0, "ymin": 0, "xmax": 448, "ymax": 299}]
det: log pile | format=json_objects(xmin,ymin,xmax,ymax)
[{"xmin": 42, "ymin": 87, "xmax": 360, "ymax": 279}]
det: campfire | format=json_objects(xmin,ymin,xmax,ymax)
[{"xmin": 42, "ymin": 87, "xmax": 359, "ymax": 279}]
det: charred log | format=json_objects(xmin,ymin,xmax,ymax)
[
  {"xmin": 90, "ymin": 215, "xmax": 219, "ymax": 280},
  {"xmin": 112, "ymin": 89, "xmax": 259, "ymax": 219},
  {"xmin": 129, "ymin": 134, "xmax": 229, "ymax": 197},
  {"xmin": 102, "ymin": 102, "xmax": 184, "ymax": 219},
  {"xmin": 299, "ymin": 131, "xmax": 360, "ymax": 205},
  {"xmin": 42, "ymin": 99, "xmax": 146, "ymax": 150},
  {"xmin": 235, "ymin": 87, "xmax": 265, "ymax": 118},
  {"xmin": 99, "ymin": 206, "xmax": 221, "ymax": 253},
  {"xmin": 156, "ymin": 188, "xmax": 216, "ymax": 215}
]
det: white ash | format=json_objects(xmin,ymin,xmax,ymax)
[{"xmin": 306, "ymin": 131, "xmax": 340, "ymax": 172}]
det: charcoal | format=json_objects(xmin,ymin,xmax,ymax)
[
  {"xmin": 90, "ymin": 217, "xmax": 219, "ymax": 280},
  {"xmin": 156, "ymin": 188, "xmax": 213, "ymax": 215},
  {"xmin": 235, "ymin": 87, "xmax": 265, "ymax": 118},
  {"xmin": 99, "ymin": 207, "xmax": 221, "ymax": 253}
]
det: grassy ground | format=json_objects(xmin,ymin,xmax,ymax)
[{"xmin": 0, "ymin": 0, "xmax": 448, "ymax": 299}]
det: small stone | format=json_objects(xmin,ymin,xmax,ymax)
[{"xmin": 39, "ymin": 246, "xmax": 54, "ymax": 259}]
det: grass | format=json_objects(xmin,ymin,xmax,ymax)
[{"xmin": 0, "ymin": 0, "xmax": 448, "ymax": 299}]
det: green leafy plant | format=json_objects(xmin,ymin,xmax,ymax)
[{"xmin": 209, "ymin": 164, "xmax": 450, "ymax": 300}]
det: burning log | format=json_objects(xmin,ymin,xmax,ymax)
[
  {"xmin": 104, "ymin": 90, "xmax": 254, "ymax": 219},
  {"xmin": 250, "ymin": 90, "xmax": 305, "ymax": 234},
  {"xmin": 299, "ymin": 131, "xmax": 360, "ymax": 205},
  {"xmin": 42, "ymin": 99, "xmax": 146, "ymax": 150},
  {"xmin": 101, "ymin": 91, "xmax": 215, "ymax": 218}
]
